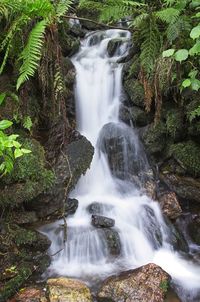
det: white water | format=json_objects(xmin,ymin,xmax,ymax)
[{"xmin": 41, "ymin": 30, "xmax": 200, "ymax": 300}]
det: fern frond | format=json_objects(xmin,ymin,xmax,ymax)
[
  {"xmin": 54, "ymin": 63, "xmax": 65, "ymax": 100},
  {"xmin": 130, "ymin": 13, "xmax": 149, "ymax": 28},
  {"xmin": 0, "ymin": 15, "xmax": 30, "ymax": 74},
  {"xmin": 23, "ymin": 0, "xmax": 53, "ymax": 19},
  {"xmin": 166, "ymin": 15, "xmax": 192, "ymax": 43},
  {"xmin": 16, "ymin": 20, "xmax": 47, "ymax": 90},
  {"xmin": 140, "ymin": 16, "xmax": 162, "ymax": 76},
  {"xmin": 55, "ymin": 0, "xmax": 73, "ymax": 20},
  {"xmin": 156, "ymin": 8, "xmax": 180, "ymax": 24}
]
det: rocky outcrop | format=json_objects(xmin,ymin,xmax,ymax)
[
  {"xmin": 107, "ymin": 38, "xmax": 123, "ymax": 57},
  {"xmin": 97, "ymin": 263, "xmax": 170, "ymax": 302},
  {"xmin": 65, "ymin": 198, "xmax": 79, "ymax": 216},
  {"xmin": 26, "ymin": 134, "xmax": 94, "ymax": 219},
  {"xmin": 160, "ymin": 173, "xmax": 200, "ymax": 203},
  {"xmin": 158, "ymin": 192, "xmax": 182, "ymax": 220},
  {"xmin": 91, "ymin": 215, "xmax": 115, "ymax": 228},
  {"xmin": 47, "ymin": 278, "xmax": 92, "ymax": 302}
]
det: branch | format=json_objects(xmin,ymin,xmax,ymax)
[{"xmin": 64, "ymin": 15, "xmax": 128, "ymax": 30}]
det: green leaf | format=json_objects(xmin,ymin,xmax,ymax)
[
  {"xmin": 162, "ymin": 48, "xmax": 175, "ymax": 58},
  {"xmin": 191, "ymin": 78, "xmax": 200, "ymax": 91},
  {"xmin": 189, "ymin": 70, "xmax": 198, "ymax": 79},
  {"xmin": 182, "ymin": 79, "xmax": 191, "ymax": 88},
  {"xmin": 0, "ymin": 120, "xmax": 13, "ymax": 130},
  {"xmin": 190, "ymin": 25, "xmax": 200, "ymax": 39},
  {"xmin": 13, "ymin": 141, "xmax": 21, "ymax": 148},
  {"xmin": 189, "ymin": 41, "xmax": 200, "ymax": 55},
  {"xmin": 21, "ymin": 148, "xmax": 31, "ymax": 154},
  {"xmin": 174, "ymin": 49, "xmax": 189, "ymax": 62},
  {"xmin": 0, "ymin": 93, "xmax": 6, "ymax": 105},
  {"xmin": 14, "ymin": 148, "xmax": 23, "ymax": 158}
]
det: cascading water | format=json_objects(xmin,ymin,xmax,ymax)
[{"xmin": 41, "ymin": 29, "xmax": 200, "ymax": 301}]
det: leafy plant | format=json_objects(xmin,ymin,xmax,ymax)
[{"xmin": 0, "ymin": 120, "xmax": 31, "ymax": 176}]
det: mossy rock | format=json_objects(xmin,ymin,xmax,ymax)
[
  {"xmin": 142, "ymin": 122, "xmax": 167, "ymax": 155},
  {"xmin": 124, "ymin": 79, "xmax": 145, "ymax": 108},
  {"xmin": 58, "ymin": 21, "xmax": 80, "ymax": 57},
  {"xmin": 170, "ymin": 141, "xmax": 200, "ymax": 177},
  {"xmin": 0, "ymin": 264, "xmax": 33, "ymax": 302},
  {"xmin": 0, "ymin": 138, "xmax": 55, "ymax": 208},
  {"xmin": 107, "ymin": 38, "xmax": 123, "ymax": 57},
  {"xmin": 166, "ymin": 110, "xmax": 184, "ymax": 141}
]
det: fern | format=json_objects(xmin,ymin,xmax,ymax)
[
  {"xmin": 156, "ymin": 8, "xmax": 180, "ymax": 24},
  {"xmin": 166, "ymin": 15, "xmax": 191, "ymax": 43},
  {"xmin": 140, "ymin": 16, "xmax": 162, "ymax": 76},
  {"xmin": 55, "ymin": 0, "xmax": 73, "ymax": 20},
  {"xmin": 16, "ymin": 20, "xmax": 47, "ymax": 90}
]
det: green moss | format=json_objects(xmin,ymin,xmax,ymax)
[
  {"xmin": 142, "ymin": 122, "xmax": 167, "ymax": 154},
  {"xmin": 170, "ymin": 141, "xmax": 200, "ymax": 177},
  {"xmin": 128, "ymin": 55, "xmax": 140, "ymax": 79},
  {"xmin": 0, "ymin": 138, "xmax": 55, "ymax": 207},
  {"xmin": 0, "ymin": 264, "xmax": 32, "ymax": 302},
  {"xmin": 159, "ymin": 280, "xmax": 169, "ymax": 293},
  {"xmin": 166, "ymin": 111, "xmax": 183, "ymax": 138},
  {"xmin": 14, "ymin": 228, "xmax": 37, "ymax": 247},
  {"xmin": 124, "ymin": 79, "xmax": 145, "ymax": 107}
]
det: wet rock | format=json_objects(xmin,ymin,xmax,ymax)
[
  {"xmin": 47, "ymin": 277, "xmax": 92, "ymax": 302},
  {"xmin": 118, "ymin": 45, "xmax": 139, "ymax": 63},
  {"xmin": 58, "ymin": 21, "xmax": 80, "ymax": 57},
  {"xmin": 140, "ymin": 205, "xmax": 163, "ymax": 249},
  {"xmin": 164, "ymin": 217, "xmax": 189, "ymax": 253},
  {"xmin": 12, "ymin": 287, "xmax": 47, "ymax": 302},
  {"xmin": 97, "ymin": 263, "xmax": 170, "ymax": 302},
  {"xmin": 101, "ymin": 228, "xmax": 121, "ymax": 256},
  {"xmin": 65, "ymin": 198, "xmax": 78, "ymax": 216},
  {"xmin": 188, "ymin": 215, "xmax": 200, "ymax": 245},
  {"xmin": 98, "ymin": 122, "xmax": 148, "ymax": 183},
  {"xmin": 158, "ymin": 192, "xmax": 182, "ymax": 220},
  {"xmin": 87, "ymin": 202, "xmax": 102, "ymax": 214},
  {"xmin": 87, "ymin": 202, "xmax": 113, "ymax": 214},
  {"xmin": 160, "ymin": 173, "xmax": 200, "ymax": 203},
  {"xmin": 107, "ymin": 38, "xmax": 123, "ymax": 56},
  {"xmin": 119, "ymin": 105, "xmax": 152, "ymax": 127},
  {"xmin": 26, "ymin": 135, "xmax": 94, "ymax": 218},
  {"xmin": 144, "ymin": 180, "xmax": 156, "ymax": 200},
  {"xmin": 91, "ymin": 215, "xmax": 115, "ymax": 228}
]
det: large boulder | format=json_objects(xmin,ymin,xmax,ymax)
[
  {"xmin": 26, "ymin": 134, "xmax": 94, "ymax": 218},
  {"xmin": 98, "ymin": 122, "xmax": 149, "ymax": 184},
  {"xmin": 158, "ymin": 192, "xmax": 182, "ymax": 220},
  {"xmin": 97, "ymin": 263, "xmax": 170, "ymax": 302},
  {"xmin": 47, "ymin": 278, "xmax": 92, "ymax": 302},
  {"xmin": 65, "ymin": 198, "xmax": 79, "ymax": 216}
]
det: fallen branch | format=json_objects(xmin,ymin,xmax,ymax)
[{"xmin": 64, "ymin": 15, "xmax": 128, "ymax": 30}]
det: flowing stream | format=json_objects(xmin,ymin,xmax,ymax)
[{"xmin": 41, "ymin": 30, "xmax": 200, "ymax": 301}]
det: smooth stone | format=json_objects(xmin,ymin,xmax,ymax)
[{"xmin": 91, "ymin": 215, "xmax": 115, "ymax": 228}]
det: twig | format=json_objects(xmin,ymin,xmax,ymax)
[{"xmin": 50, "ymin": 248, "xmax": 64, "ymax": 257}]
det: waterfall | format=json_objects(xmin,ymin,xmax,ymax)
[{"xmin": 41, "ymin": 29, "xmax": 200, "ymax": 301}]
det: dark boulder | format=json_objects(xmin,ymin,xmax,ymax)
[
  {"xmin": 100, "ymin": 228, "xmax": 121, "ymax": 256},
  {"xmin": 26, "ymin": 134, "xmax": 94, "ymax": 218},
  {"xmin": 188, "ymin": 215, "xmax": 200, "ymax": 245},
  {"xmin": 65, "ymin": 198, "xmax": 78, "ymax": 216},
  {"xmin": 91, "ymin": 215, "xmax": 115, "ymax": 228},
  {"xmin": 98, "ymin": 122, "xmax": 149, "ymax": 183},
  {"xmin": 107, "ymin": 38, "xmax": 123, "ymax": 57}
]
